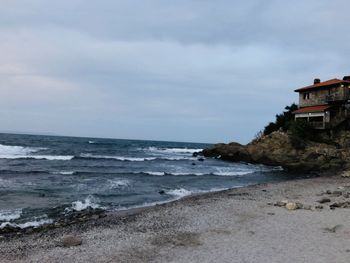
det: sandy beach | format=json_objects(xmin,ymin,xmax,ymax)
[{"xmin": 1, "ymin": 174, "xmax": 350, "ymax": 263}]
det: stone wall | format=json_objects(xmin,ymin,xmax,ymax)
[{"xmin": 299, "ymin": 85, "xmax": 348, "ymax": 107}]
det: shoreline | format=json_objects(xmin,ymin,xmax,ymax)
[
  {"xmin": 2, "ymin": 174, "xmax": 350, "ymax": 262},
  {"xmin": 0, "ymin": 173, "xmax": 305, "ymax": 236}
]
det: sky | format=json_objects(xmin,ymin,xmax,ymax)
[{"xmin": 0, "ymin": 0, "xmax": 350, "ymax": 143}]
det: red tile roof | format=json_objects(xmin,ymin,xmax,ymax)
[
  {"xmin": 293, "ymin": 105, "xmax": 330, "ymax": 114},
  {"xmin": 294, "ymin": 78, "xmax": 350, "ymax": 92}
]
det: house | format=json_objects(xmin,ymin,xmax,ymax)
[{"xmin": 293, "ymin": 76, "xmax": 350, "ymax": 129}]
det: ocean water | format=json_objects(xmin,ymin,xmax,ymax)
[{"xmin": 0, "ymin": 133, "xmax": 301, "ymax": 229}]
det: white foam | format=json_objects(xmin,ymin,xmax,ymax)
[
  {"xmin": 0, "ymin": 178, "xmax": 13, "ymax": 188},
  {"xmin": 0, "ymin": 143, "xmax": 74, "ymax": 160},
  {"xmin": 166, "ymin": 188, "xmax": 193, "ymax": 198},
  {"xmin": 170, "ymin": 172, "xmax": 206, "ymax": 176},
  {"xmin": 88, "ymin": 141, "xmax": 96, "ymax": 144},
  {"xmin": 71, "ymin": 195, "xmax": 100, "ymax": 211},
  {"xmin": 0, "ymin": 144, "xmax": 43, "ymax": 155},
  {"xmin": 145, "ymin": 171, "xmax": 165, "ymax": 176},
  {"xmin": 53, "ymin": 171, "xmax": 75, "ymax": 175},
  {"xmin": 0, "ymin": 154, "xmax": 74, "ymax": 160},
  {"xmin": 0, "ymin": 209, "xmax": 22, "ymax": 221},
  {"xmin": 80, "ymin": 154, "xmax": 157, "ymax": 162},
  {"xmin": 146, "ymin": 147, "xmax": 203, "ymax": 154},
  {"xmin": 213, "ymin": 171, "xmax": 254, "ymax": 176},
  {"xmin": 163, "ymin": 156, "xmax": 198, "ymax": 161},
  {"xmin": 0, "ymin": 218, "xmax": 53, "ymax": 229},
  {"xmin": 107, "ymin": 179, "xmax": 130, "ymax": 189}
]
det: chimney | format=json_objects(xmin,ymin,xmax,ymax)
[
  {"xmin": 343, "ymin": 76, "xmax": 350, "ymax": 81},
  {"xmin": 314, "ymin": 78, "xmax": 321, "ymax": 84}
]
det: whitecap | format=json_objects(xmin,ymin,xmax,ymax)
[
  {"xmin": 146, "ymin": 147, "xmax": 203, "ymax": 154},
  {"xmin": 144, "ymin": 171, "xmax": 165, "ymax": 176},
  {"xmin": 80, "ymin": 154, "xmax": 157, "ymax": 162},
  {"xmin": 107, "ymin": 179, "xmax": 130, "ymax": 189},
  {"xmin": 212, "ymin": 171, "xmax": 254, "ymax": 176},
  {"xmin": 0, "ymin": 143, "xmax": 44, "ymax": 156},
  {"xmin": 0, "ymin": 209, "xmax": 22, "ymax": 221},
  {"xmin": 169, "ymin": 172, "xmax": 206, "ymax": 176},
  {"xmin": 0, "ymin": 154, "xmax": 74, "ymax": 160},
  {"xmin": 71, "ymin": 195, "xmax": 100, "ymax": 211},
  {"xmin": 0, "ymin": 218, "xmax": 53, "ymax": 229},
  {"xmin": 52, "ymin": 171, "xmax": 75, "ymax": 175},
  {"xmin": 0, "ymin": 178, "xmax": 13, "ymax": 188},
  {"xmin": 166, "ymin": 188, "xmax": 193, "ymax": 198}
]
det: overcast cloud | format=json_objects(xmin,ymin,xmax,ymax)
[{"xmin": 0, "ymin": 0, "xmax": 349, "ymax": 143}]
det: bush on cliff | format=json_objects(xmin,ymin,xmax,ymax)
[
  {"xmin": 263, "ymin": 103, "xmax": 298, "ymax": 136},
  {"xmin": 288, "ymin": 119, "xmax": 314, "ymax": 149}
]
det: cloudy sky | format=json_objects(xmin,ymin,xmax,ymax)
[{"xmin": 0, "ymin": 0, "xmax": 349, "ymax": 143}]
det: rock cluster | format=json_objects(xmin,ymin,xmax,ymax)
[
  {"xmin": 0, "ymin": 207, "xmax": 106, "ymax": 236},
  {"xmin": 200, "ymin": 131, "xmax": 349, "ymax": 171}
]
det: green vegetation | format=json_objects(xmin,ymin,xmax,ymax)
[
  {"xmin": 262, "ymin": 103, "xmax": 316, "ymax": 149},
  {"xmin": 263, "ymin": 103, "xmax": 298, "ymax": 135}
]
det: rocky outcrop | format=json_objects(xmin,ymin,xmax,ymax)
[{"xmin": 201, "ymin": 131, "xmax": 348, "ymax": 172}]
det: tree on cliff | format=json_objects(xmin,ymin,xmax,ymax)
[{"xmin": 263, "ymin": 103, "xmax": 298, "ymax": 136}]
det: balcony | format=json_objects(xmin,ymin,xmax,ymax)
[{"xmin": 325, "ymin": 94, "xmax": 350, "ymax": 103}]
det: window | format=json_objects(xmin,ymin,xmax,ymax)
[{"xmin": 303, "ymin": 92, "xmax": 310, "ymax": 100}]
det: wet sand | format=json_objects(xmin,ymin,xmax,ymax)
[{"xmin": 1, "ymin": 175, "xmax": 350, "ymax": 263}]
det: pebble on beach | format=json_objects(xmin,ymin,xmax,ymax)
[{"xmin": 62, "ymin": 235, "xmax": 83, "ymax": 247}]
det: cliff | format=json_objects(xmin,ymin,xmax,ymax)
[{"xmin": 201, "ymin": 130, "xmax": 350, "ymax": 172}]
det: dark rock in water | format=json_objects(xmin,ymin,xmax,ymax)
[
  {"xmin": 197, "ymin": 158, "xmax": 204, "ymax": 162},
  {"xmin": 192, "ymin": 152, "xmax": 199, "ymax": 157},
  {"xmin": 192, "ymin": 162, "xmax": 196, "ymax": 166},
  {"xmin": 62, "ymin": 235, "xmax": 82, "ymax": 247},
  {"xmin": 201, "ymin": 131, "xmax": 348, "ymax": 172},
  {"xmin": 159, "ymin": 190, "xmax": 165, "ymax": 195}
]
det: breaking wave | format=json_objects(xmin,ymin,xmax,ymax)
[
  {"xmin": 70, "ymin": 195, "xmax": 101, "ymax": 211},
  {"xmin": 0, "ymin": 209, "xmax": 22, "ymax": 222},
  {"xmin": 0, "ymin": 215, "xmax": 53, "ymax": 229},
  {"xmin": 107, "ymin": 179, "xmax": 131, "ymax": 189},
  {"xmin": 145, "ymin": 147, "xmax": 203, "ymax": 154},
  {"xmin": 77, "ymin": 154, "xmax": 197, "ymax": 162},
  {"xmin": 0, "ymin": 144, "xmax": 73, "ymax": 160}
]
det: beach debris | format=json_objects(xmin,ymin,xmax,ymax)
[
  {"xmin": 274, "ymin": 200, "xmax": 288, "ymax": 207},
  {"xmin": 330, "ymin": 201, "xmax": 350, "ymax": 209},
  {"xmin": 315, "ymin": 205, "xmax": 324, "ymax": 210},
  {"xmin": 332, "ymin": 190, "xmax": 343, "ymax": 197},
  {"xmin": 338, "ymin": 186, "xmax": 345, "ymax": 190},
  {"xmin": 286, "ymin": 202, "xmax": 301, "ymax": 210},
  {"xmin": 341, "ymin": 171, "xmax": 350, "ymax": 178},
  {"xmin": 317, "ymin": 198, "xmax": 331, "ymax": 204},
  {"xmin": 323, "ymin": 224, "xmax": 344, "ymax": 233},
  {"xmin": 273, "ymin": 200, "xmax": 303, "ymax": 210},
  {"xmin": 62, "ymin": 235, "xmax": 82, "ymax": 247},
  {"xmin": 285, "ymin": 202, "xmax": 295, "ymax": 210}
]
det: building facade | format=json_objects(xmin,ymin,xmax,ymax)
[{"xmin": 293, "ymin": 77, "xmax": 350, "ymax": 129}]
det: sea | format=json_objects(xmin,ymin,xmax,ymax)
[{"xmin": 0, "ymin": 133, "xmax": 302, "ymax": 229}]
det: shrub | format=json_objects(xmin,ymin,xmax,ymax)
[
  {"xmin": 289, "ymin": 118, "xmax": 313, "ymax": 139},
  {"xmin": 263, "ymin": 103, "xmax": 298, "ymax": 136}
]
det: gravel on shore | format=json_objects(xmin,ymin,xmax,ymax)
[{"xmin": 1, "ymin": 175, "xmax": 350, "ymax": 263}]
